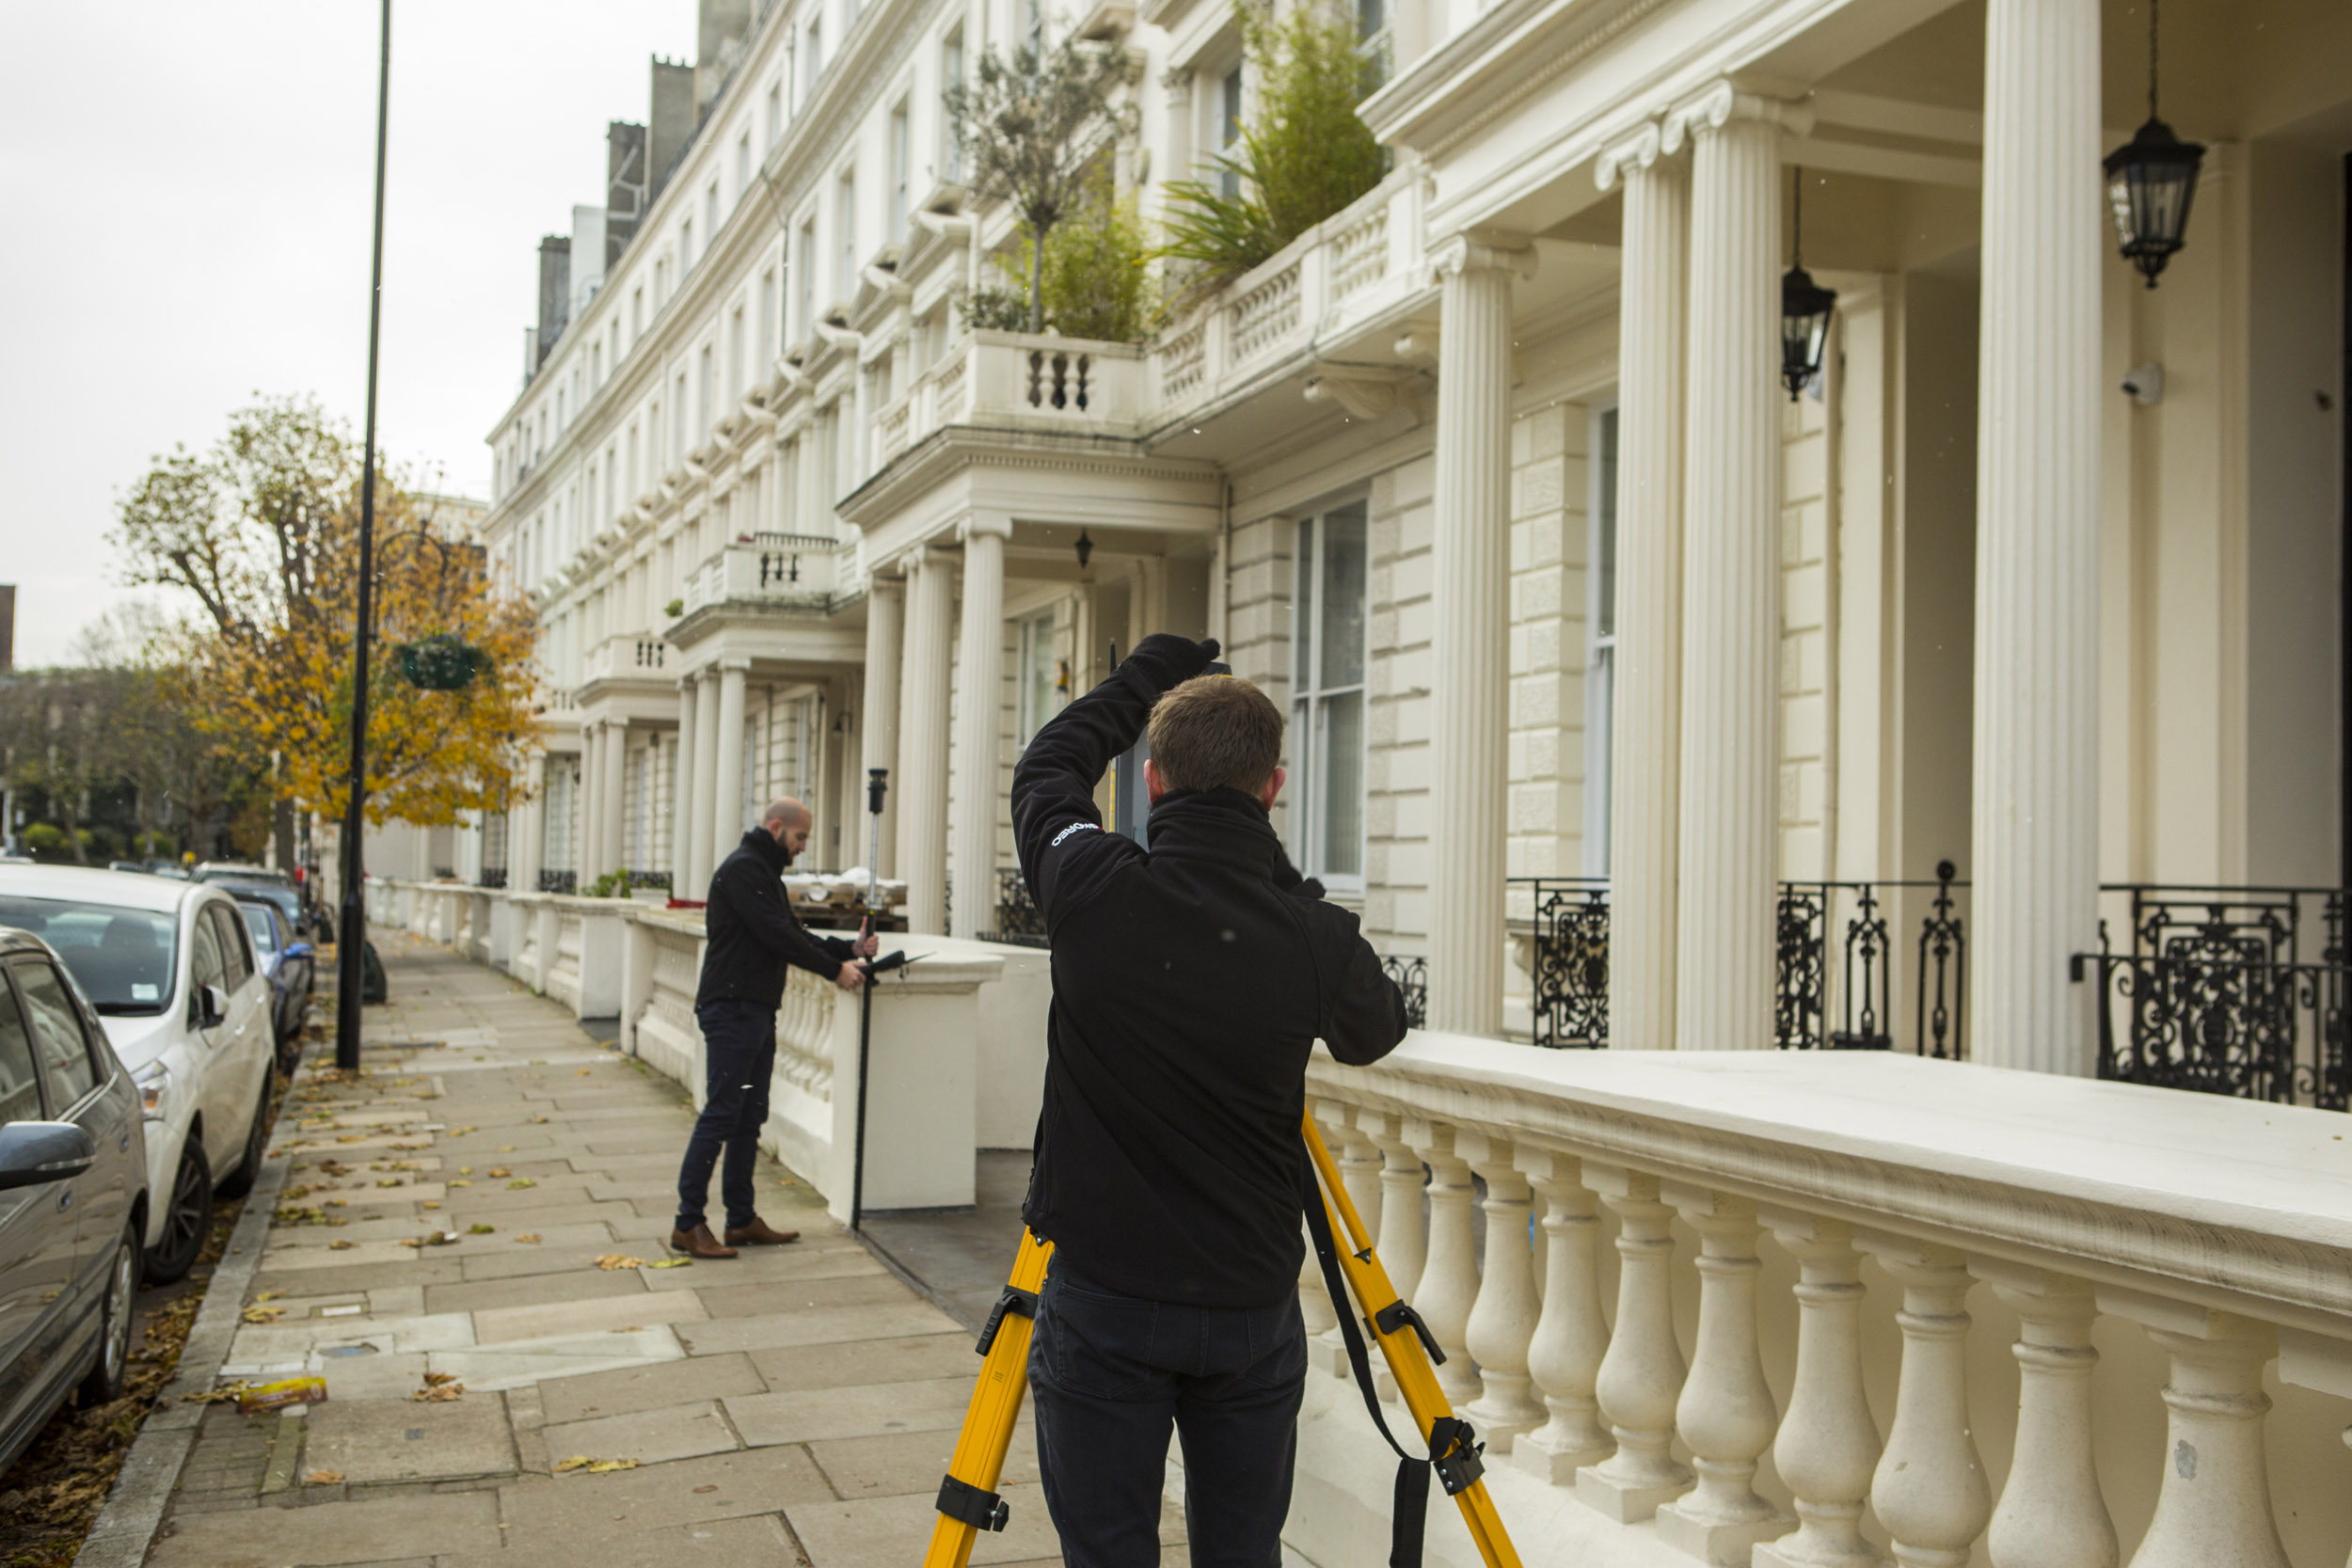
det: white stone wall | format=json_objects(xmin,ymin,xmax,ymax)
[
  {"xmin": 1507, "ymin": 401, "xmax": 1593, "ymax": 883},
  {"xmin": 1362, "ymin": 457, "xmax": 1434, "ymax": 955},
  {"xmin": 1778, "ymin": 389, "xmax": 1833, "ymax": 880}
]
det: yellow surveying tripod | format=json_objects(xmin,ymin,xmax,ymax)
[{"xmin": 919, "ymin": 1113, "xmax": 1522, "ymax": 1568}]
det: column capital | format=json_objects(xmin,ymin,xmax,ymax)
[
  {"xmin": 1594, "ymin": 120, "xmax": 1668, "ymax": 191},
  {"xmin": 718, "ymin": 657, "xmax": 754, "ymax": 674},
  {"xmin": 958, "ymin": 513, "xmax": 1014, "ymax": 545},
  {"xmin": 1430, "ymin": 230, "xmax": 1538, "ymax": 284},
  {"xmin": 1661, "ymin": 81, "xmax": 1813, "ymax": 153}
]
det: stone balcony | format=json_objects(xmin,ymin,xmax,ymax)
[
  {"xmin": 364, "ymin": 878, "xmax": 2352, "ymax": 1567},
  {"xmin": 678, "ymin": 531, "xmax": 847, "ymax": 618},
  {"xmin": 578, "ymin": 629, "xmax": 673, "ymax": 687},
  {"xmin": 872, "ymin": 329, "xmax": 1151, "ymax": 468}
]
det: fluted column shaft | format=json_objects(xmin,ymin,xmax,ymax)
[
  {"xmin": 601, "ymin": 720, "xmax": 628, "ymax": 878},
  {"xmin": 949, "ymin": 516, "xmax": 1011, "ymax": 939},
  {"xmin": 1972, "ymin": 0, "xmax": 2103, "ymax": 1074},
  {"xmin": 1427, "ymin": 241, "xmax": 1525, "ymax": 1036},
  {"xmin": 672, "ymin": 681, "xmax": 699, "ymax": 894},
  {"xmin": 580, "ymin": 726, "xmax": 603, "ymax": 884},
  {"xmin": 901, "ymin": 550, "xmax": 956, "ymax": 934},
  {"xmin": 861, "ymin": 577, "xmax": 904, "ymax": 878},
  {"xmin": 713, "ymin": 660, "xmax": 749, "ymax": 864},
  {"xmin": 689, "ymin": 673, "xmax": 721, "ymax": 894},
  {"xmin": 1597, "ymin": 128, "xmax": 1690, "ymax": 1052},
  {"xmin": 1670, "ymin": 86, "xmax": 1788, "ymax": 1050}
]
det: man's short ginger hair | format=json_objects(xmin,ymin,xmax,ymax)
[{"xmin": 1147, "ymin": 674, "xmax": 1284, "ymax": 795}]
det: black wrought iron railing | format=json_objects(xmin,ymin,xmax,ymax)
[
  {"xmin": 478, "ymin": 868, "xmax": 509, "ymax": 890},
  {"xmin": 1511, "ymin": 864, "xmax": 1971, "ymax": 1057},
  {"xmin": 1380, "ymin": 954, "xmax": 1428, "ymax": 1030},
  {"xmin": 2086, "ymin": 885, "xmax": 2349, "ymax": 1111},
  {"xmin": 977, "ymin": 866, "xmax": 1049, "ymax": 949},
  {"xmin": 538, "ymin": 869, "xmax": 578, "ymax": 895},
  {"xmin": 627, "ymin": 869, "xmax": 673, "ymax": 891}
]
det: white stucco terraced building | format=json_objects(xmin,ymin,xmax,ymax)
[{"xmin": 428, "ymin": 0, "xmax": 2352, "ymax": 1559}]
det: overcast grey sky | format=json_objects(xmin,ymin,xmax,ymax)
[{"xmin": 0, "ymin": 3, "xmax": 696, "ymax": 666}]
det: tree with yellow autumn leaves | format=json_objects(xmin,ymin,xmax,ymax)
[{"xmin": 111, "ymin": 397, "xmax": 539, "ymax": 861}]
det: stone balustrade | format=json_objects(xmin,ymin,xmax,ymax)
[
  {"xmin": 678, "ymin": 531, "xmax": 843, "ymax": 616},
  {"xmin": 1292, "ymin": 1032, "xmax": 2352, "ymax": 1568}
]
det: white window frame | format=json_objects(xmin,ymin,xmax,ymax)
[
  {"xmin": 835, "ymin": 170, "xmax": 858, "ymax": 299},
  {"xmin": 1582, "ymin": 400, "xmax": 1620, "ymax": 875},
  {"xmin": 1288, "ymin": 498, "xmax": 1371, "ymax": 891},
  {"xmin": 888, "ymin": 102, "xmax": 910, "ymax": 245},
  {"xmin": 1015, "ymin": 609, "xmax": 1060, "ymax": 744},
  {"xmin": 941, "ymin": 28, "xmax": 965, "ymax": 181}
]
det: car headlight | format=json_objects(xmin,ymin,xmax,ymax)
[{"xmin": 134, "ymin": 1060, "xmax": 171, "ymax": 1119}]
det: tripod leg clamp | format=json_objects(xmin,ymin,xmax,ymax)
[
  {"xmin": 974, "ymin": 1285, "xmax": 1039, "ymax": 1356},
  {"xmin": 1372, "ymin": 1298, "xmax": 1447, "ymax": 1366},
  {"xmin": 1427, "ymin": 1416, "xmax": 1486, "ymax": 1496},
  {"xmin": 935, "ymin": 1474, "xmax": 1010, "ymax": 1531}
]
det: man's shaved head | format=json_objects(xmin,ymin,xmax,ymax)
[{"xmin": 761, "ymin": 799, "xmax": 812, "ymax": 832}]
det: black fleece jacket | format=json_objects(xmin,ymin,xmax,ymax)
[
  {"xmin": 694, "ymin": 828, "xmax": 856, "ymax": 1009},
  {"xmin": 1011, "ymin": 634, "xmax": 1407, "ymax": 1307}
]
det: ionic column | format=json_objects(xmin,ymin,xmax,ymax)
[
  {"xmin": 1978, "ymin": 1266, "xmax": 2116, "ymax": 1568},
  {"xmin": 601, "ymin": 720, "xmax": 628, "ymax": 879},
  {"xmin": 949, "ymin": 515, "xmax": 1012, "ymax": 939},
  {"xmin": 1657, "ymin": 1187, "xmax": 1789, "ymax": 1563},
  {"xmin": 1757, "ymin": 1214, "xmax": 1883, "ymax": 1568},
  {"xmin": 1513, "ymin": 1149, "xmax": 1613, "ymax": 1484},
  {"xmin": 861, "ymin": 575, "xmax": 904, "ymax": 878},
  {"xmin": 1577, "ymin": 1165, "xmax": 1692, "ymax": 1521},
  {"xmin": 1594, "ymin": 122, "xmax": 1689, "ymax": 1053},
  {"xmin": 579, "ymin": 725, "xmax": 603, "ymax": 883},
  {"xmin": 2099, "ymin": 1296, "xmax": 2290, "ymax": 1568},
  {"xmin": 1457, "ymin": 1132, "xmax": 1544, "ymax": 1451},
  {"xmin": 1406, "ymin": 1119, "xmax": 1481, "ymax": 1402},
  {"xmin": 1972, "ymin": 0, "xmax": 2104, "ymax": 1074},
  {"xmin": 1426, "ymin": 235, "xmax": 1533, "ymax": 1037},
  {"xmin": 672, "ymin": 679, "xmax": 699, "ymax": 894},
  {"xmin": 689, "ymin": 673, "xmax": 720, "ymax": 892},
  {"xmin": 1662, "ymin": 83, "xmax": 1804, "ymax": 1050},
  {"xmin": 712, "ymin": 659, "xmax": 749, "ymax": 864},
  {"xmin": 1863, "ymin": 1237, "xmax": 1992, "ymax": 1568},
  {"xmin": 900, "ymin": 548, "xmax": 955, "ymax": 934}
]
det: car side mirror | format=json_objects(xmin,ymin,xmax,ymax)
[
  {"xmin": 285, "ymin": 942, "xmax": 313, "ymax": 961},
  {"xmin": 197, "ymin": 984, "xmax": 228, "ymax": 1029},
  {"xmin": 0, "ymin": 1121, "xmax": 96, "ymax": 1191}
]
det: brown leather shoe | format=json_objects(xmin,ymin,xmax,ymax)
[
  {"xmin": 723, "ymin": 1217, "xmax": 800, "ymax": 1247},
  {"xmin": 669, "ymin": 1224, "xmax": 739, "ymax": 1259}
]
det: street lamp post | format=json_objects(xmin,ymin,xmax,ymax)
[{"xmin": 337, "ymin": 0, "xmax": 393, "ymax": 1072}]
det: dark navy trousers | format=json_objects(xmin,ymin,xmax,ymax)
[
  {"xmin": 1027, "ymin": 1259, "xmax": 1307, "ymax": 1568},
  {"xmin": 674, "ymin": 1001, "xmax": 774, "ymax": 1233}
]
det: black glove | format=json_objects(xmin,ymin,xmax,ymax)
[{"xmin": 1122, "ymin": 634, "xmax": 1221, "ymax": 693}]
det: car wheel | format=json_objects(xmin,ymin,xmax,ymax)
[
  {"xmin": 214, "ymin": 1078, "xmax": 272, "ymax": 1200},
  {"xmin": 77, "ymin": 1228, "xmax": 141, "ymax": 1405},
  {"xmin": 145, "ymin": 1141, "xmax": 212, "ymax": 1284}
]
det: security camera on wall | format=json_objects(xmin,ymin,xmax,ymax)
[{"xmin": 2121, "ymin": 363, "xmax": 2165, "ymax": 405}]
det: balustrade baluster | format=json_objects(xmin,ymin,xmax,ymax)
[
  {"xmin": 2098, "ymin": 1293, "xmax": 2290, "ymax": 1568},
  {"xmin": 1863, "ymin": 1237, "xmax": 1991, "ymax": 1568},
  {"xmin": 1309, "ymin": 1105, "xmax": 1387, "ymax": 1378},
  {"xmin": 1407, "ymin": 1119, "xmax": 1482, "ymax": 1402},
  {"xmin": 1513, "ymin": 1149, "xmax": 1613, "ymax": 1484},
  {"xmin": 1576, "ymin": 1164, "xmax": 1692, "ymax": 1521},
  {"xmin": 1456, "ymin": 1132, "xmax": 1545, "ymax": 1452},
  {"xmin": 1297, "ymin": 1105, "xmax": 1342, "ymax": 1350},
  {"xmin": 1364, "ymin": 1113, "xmax": 1426, "ymax": 1403},
  {"xmin": 1756, "ymin": 1213, "xmax": 1881, "ymax": 1568},
  {"xmin": 1656, "ymin": 1187, "xmax": 1789, "ymax": 1564},
  {"xmin": 1975, "ymin": 1265, "xmax": 2115, "ymax": 1568}
]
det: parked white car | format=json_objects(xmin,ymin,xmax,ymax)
[{"xmin": 0, "ymin": 868, "xmax": 274, "ymax": 1282}]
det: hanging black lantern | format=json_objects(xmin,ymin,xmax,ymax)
[
  {"xmin": 2105, "ymin": 0, "xmax": 2202, "ymax": 289},
  {"xmin": 393, "ymin": 633, "xmax": 488, "ymax": 691},
  {"xmin": 1073, "ymin": 528, "xmax": 1094, "ymax": 570},
  {"xmin": 1780, "ymin": 167, "xmax": 1836, "ymax": 401}
]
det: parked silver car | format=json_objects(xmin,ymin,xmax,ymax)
[
  {"xmin": 0, "ymin": 926, "xmax": 149, "ymax": 1477},
  {"xmin": 0, "ymin": 868, "xmax": 274, "ymax": 1283}
]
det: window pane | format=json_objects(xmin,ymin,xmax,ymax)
[
  {"xmin": 1319, "ymin": 502, "xmax": 1368, "ymax": 689},
  {"xmin": 243, "ymin": 906, "xmax": 278, "ymax": 956},
  {"xmin": 0, "ymin": 969, "xmax": 40, "ymax": 1123},
  {"xmin": 1292, "ymin": 516, "xmax": 1315, "ymax": 691},
  {"xmin": 213, "ymin": 906, "xmax": 254, "ymax": 986},
  {"xmin": 14, "ymin": 960, "xmax": 96, "ymax": 1106},
  {"xmin": 1318, "ymin": 690, "xmax": 1364, "ymax": 878},
  {"xmin": 1289, "ymin": 697, "xmax": 1311, "ymax": 863},
  {"xmin": 0, "ymin": 898, "xmax": 177, "ymax": 1015},
  {"xmin": 191, "ymin": 913, "xmax": 225, "ymax": 991}
]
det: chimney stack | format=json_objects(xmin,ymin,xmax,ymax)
[
  {"xmin": 535, "ymin": 236, "xmax": 571, "ymax": 372},
  {"xmin": 0, "ymin": 585, "xmax": 14, "ymax": 671},
  {"xmin": 696, "ymin": 0, "xmax": 755, "ymax": 117},
  {"xmin": 647, "ymin": 58, "xmax": 695, "ymax": 207},
  {"xmin": 606, "ymin": 121, "xmax": 648, "ymax": 269}
]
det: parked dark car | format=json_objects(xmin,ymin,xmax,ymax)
[
  {"xmin": 235, "ymin": 900, "xmax": 313, "ymax": 1069},
  {"xmin": 0, "ymin": 927, "xmax": 149, "ymax": 1478},
  {"xmin": 203, "ymin": 877, "xmax": 315, "ymax": 946}
]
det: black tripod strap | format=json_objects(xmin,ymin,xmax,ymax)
[{"xmin": 1297, "ymin": 1159, "xmax": 1429, "ymax": 1568}]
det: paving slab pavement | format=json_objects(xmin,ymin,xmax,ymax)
[{"xmin": 134, "ymin": 934, "xmax": 1154, "ymax": 1568}]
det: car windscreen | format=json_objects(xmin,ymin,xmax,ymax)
[
  {"xmin": 240, "ymin": 904, "xmax": 280, "ymax": 956},
  {"xmin": 0, "ymin": 896, "xmax": 179, "ymax": 1016}
]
